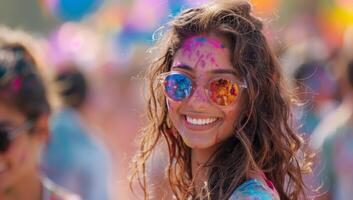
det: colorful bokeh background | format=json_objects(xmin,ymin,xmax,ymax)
[{"xmin": 0, "ymin": 0, "xmax": 352, "ymax": 199}]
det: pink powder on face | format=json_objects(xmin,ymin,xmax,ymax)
[
  {"xmin": 209, "ymin": 56, "xmax": 220, "ymax": 68},
  {"xmin": 192, "ymin": 36, "xmax": 225, "ymax": 49},
  {"xmin": 11, "ymin": 77, "xmax": 22, "ymax": 91},
  {"xmin": 181, "ymin": 36, "xmax": 225, "ymax": 55},
  {"xmin": 180, "ymin": 38, "xmax": 200, "ymax": 60},
  {"xmin": 194, "ymin": 54, "xmax": 206, "ymax": 68},
  {"xmin": 180, "ymin": 36, "xmax": 225, "ymax": 69},
  {"xmin": 202, "ymin": 37, "xmax": 225, "ymax": 49},
  {"xmin": 182, "ymin": 36, "xmax": 225, "ymax": 51}
]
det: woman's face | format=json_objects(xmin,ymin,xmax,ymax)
[
  {"xmin": 167, "ymin": 35, "xmax": 245, "ymax": 150},
  {"xmin": 0, "ymin": 102, "xmax": 44, "ymax": 192}
]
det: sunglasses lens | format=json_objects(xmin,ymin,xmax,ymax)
[
  {"xmin": 164, "ymin": 73, "xmax": 192, "ymax": 101},
  {"xmin": 209, "ymin": 78, "xmax": 239, "ymax": 106},
  {"xmin": 0, "ymin": 129, "xmax": 10, "ymax": 152}
]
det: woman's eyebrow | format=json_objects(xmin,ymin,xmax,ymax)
[
  {"xmin": 171, "ymin": 64, "xmax": 195, "ymax": 72},
  {"xmin": 209, "ymin": 69, "xmax": 237, "ymax": 76},
  {"xmin": 171, "ymin": 64, "xmax": 237, "ymax": 76}
]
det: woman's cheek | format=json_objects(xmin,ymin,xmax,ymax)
[
  {"xmin": 166, "ymin": 99, "xmax": 178, "ymax": 112},
  {"xmin": 166, "ymin": 99, "xmax": 183, "ymax": 128}
]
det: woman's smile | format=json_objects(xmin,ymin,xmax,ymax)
[{"xmin": 183, "ymin": 114, "xmax": 221, "ymax": 131}]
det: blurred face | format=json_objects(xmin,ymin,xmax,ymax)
[
  {"xmin": 165, "ymin": 35, "xmax": 245, "ymax": 150},
  {"xmin": 0, "ymin": 102, "xmax": 44, "ymax": 192}
]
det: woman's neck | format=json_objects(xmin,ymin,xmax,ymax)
[
  {"xmin": 0, "ymin": 172, "xmax": 42, "ymax": 200},
  {"xmin": 191, "ymin": 146, "xmax": 266, "ymax": 191},
  {"xmin": 191, "ymin": 146, "xmax": 218, "ymax": 191}
]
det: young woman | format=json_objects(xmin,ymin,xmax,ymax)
[
  {"xmin": 131, "ymin": 0, "xmax": 309, "ymax": 199},
  {"xmin": 0, "ymin": 28, "xmax": 80, "ymax": 200}
]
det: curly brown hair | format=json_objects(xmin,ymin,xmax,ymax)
[{"xmin": 130, "ymin": 0, "xmax": 310, "ymax": 199}]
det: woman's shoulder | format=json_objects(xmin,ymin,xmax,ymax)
[
  {"xmin": 42, "ymin": 177, "xmax": 81, "ymax": 200},
  {"xmin": 229, "ymin": 179, "xmax": 280, "ymax": 200}
]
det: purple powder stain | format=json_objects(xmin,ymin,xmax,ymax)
[
  {"xmin": 200, "ymin": 51, "xmax": 220, "ymax": 69},
  {"xmin": 182, "ymin": 36, "xmax": 225, "ymax": 50},
  {"xmin": 199, "ymin": 59, "xmax": 206, "ymax": 68},
  {"xmin": 11, "ymin": 77, "xmax": 22, "ymax": 91},
  {"xmin": 193, "ymin": 36, "xmax": 225, "ymax": 49},
  {"xmin": 181, "ymin": 41, "xmax": 199, "ymax": 59},
  {"xmin": 180, "ymin": 36, "xmax": 225, "ymax": 69},
  {"xmin": 209, "ymin": 56, "xmax": 220, "ymax": 68},
  {"xmin": 194, "ymin": 54, "xmax": 206, "ymax": 69},
  {"xmin": 196, "ymin": 49, "xmax": 200, "ymax": 57}
]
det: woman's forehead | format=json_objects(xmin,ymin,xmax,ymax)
[
  {"xmin": 173, "ymin": 35, "xmax": 234, "ymax": 73},
  {"xmin": 181, "ymin": 35, "xmax": 227, "ymax": 50}
]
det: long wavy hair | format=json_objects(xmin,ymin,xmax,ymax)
[{"xmin": 130, "ymin": 0, "xmax": 309, "ymax": 199}]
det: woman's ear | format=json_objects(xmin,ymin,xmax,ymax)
[{"xmin": 32, "ymin": 114, "xmax": 50, "ymax": 144}]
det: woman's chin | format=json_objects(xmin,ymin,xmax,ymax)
[{"xmin": 181, "ymin": 134, "xmax": 216, "ymax": 150}]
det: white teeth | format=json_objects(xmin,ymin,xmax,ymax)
[{"xmin": 186, "ymin": 116, "xmax": 217, "ymax": 125}]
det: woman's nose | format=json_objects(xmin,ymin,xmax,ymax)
[{"xmin": 188, "ymin": 85, "xmax": 209, "ymax": 105}]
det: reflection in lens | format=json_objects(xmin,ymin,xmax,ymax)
[
  {"xmin": 210, "ymin": 79, "xmax": 238, "ymax": 106},
  {"xmin": 164, "ymin": 73, "xmax": 192, "ymax": 101}
]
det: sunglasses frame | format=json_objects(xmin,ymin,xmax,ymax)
[
  {"xmin": 157, "ymin": 71, "xmax": 247, "ymax": 107},
  {"xmin": 0, "ymin": 120, "xmax": 34, "ymax": 153}
]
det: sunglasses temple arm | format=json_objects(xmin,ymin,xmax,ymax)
[{"xmin": 240, "ymin": 81, "xmax": 248, "ymax": 88}]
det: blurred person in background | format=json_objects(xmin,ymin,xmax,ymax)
[
  {"xmin": 303, "ymin": 27, "xmax": 353, "ymax": 200},
  {"xmin": 279, "ymin": 27, "xmax": 338, "ymax": 137},
  {"xmin": 311, "ymin": 27, "xmax": 353, "ymax": 151},
  {"xmin": 287, "ymin": 60, "xmax": 338, "ymax": 199},
  {"xmin": 41, "ymin": 66, "xmax": 112, "ymax": 200},
  {"xmin": 293, "ymin": 60, "xmax": 337, "ymax": 136},
  {"xmin": 0, "ymin": 27, "xmax": 79, "ymax": 200},
  {"xmin": 313, "ymin": 58, "xmax": 353, "ymax": 200}
]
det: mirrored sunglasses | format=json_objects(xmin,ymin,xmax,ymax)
[{"xmin": 158, "ymin": 72, "xmax": 247, "ymax": 106}]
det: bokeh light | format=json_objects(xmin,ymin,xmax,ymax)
[{"xmin": 39, "ymin": 0, "xmax": 103, "ymax": 21}]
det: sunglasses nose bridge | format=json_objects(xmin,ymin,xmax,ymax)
[{"xmin": 188, "ymin": 83, "xmax": 210, "ymax": 104}]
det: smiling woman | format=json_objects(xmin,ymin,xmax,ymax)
[
  {"xmin": 0, "ymin": 27, "xmax": 80, "ymax": 200},
  {"xmin": 130, "ymin": 0, "xmax": 310, "ymax": 200},
  {"xmin": 161, "ymin": 34, "xmax": 247, "ymax": 151}
]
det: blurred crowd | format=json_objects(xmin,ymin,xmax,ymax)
[{"xmin": 0, "ymin": 0, "xmax": 353, "ymax": 199}]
